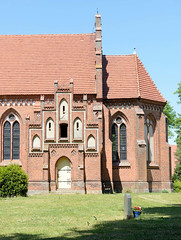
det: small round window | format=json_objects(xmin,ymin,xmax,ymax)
[
  {"xmin": 116, "ymin": 117, "xmax": 121, "ymax": 124},
  {"xmin": 9, "ymin": 114, "xmax": 15, "ymax": 121}
]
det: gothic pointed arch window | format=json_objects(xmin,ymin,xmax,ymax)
[
  {"xmin": 12, "ymin": 121, "xmax": 20, "ymax": 159},
  {"xmin": 120, "ymin": 123, "xmax": 127, "ymax": 160},
  {"xmin": 112, "ymin": 116, "xmax": 127, "ymax": 162},
  {"xmin": 60, "ymin": 99, "xmax": 68, "ymax": 120},
  {"xmin": 73, "ymin": 118, "xmax": 82, "ymax": 139},
  {"xmin": 112, "ymin": 123, "xmax": 118, "ymax": 162},
  {"xmin": 144, "ymin": 116, "xmax": 155, "ymax": 162},
  {"xmin": 87, "ymin": 135, "xmax": 96, "ymax": 149},
  {"xmin": 32, "ymin": 135, "xmax": 41, "ymax": 150},
  {"xmin": 46, "ymin": 118, "xmax": 54, "ymax": 139},
  {"xmin": 3, "ymin": 113, "xmax": 20, "ymax": 160}
]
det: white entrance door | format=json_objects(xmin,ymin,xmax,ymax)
[{"xmin": 57, "ymin": 158, "xmax": 71, "ymax": 189}]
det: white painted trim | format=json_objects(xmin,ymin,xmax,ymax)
[
  {"xmin": 42, "ymin": 111, "xmax": 44, "ymax": 150},
  {"xmin": 84, "ymin": 111, "xmax": 86, "ymax": 150},
  {"xmin": 29, "ymin": 129, "xmax": 31, "ymax": 152},
  {"xmin": 70, "ymin": 93, "xmax": 72, "ymax": 143},
  {"xmin": 56, "ymin": 92, "xmax": 71, "ymax": 143},
  {"xmin": 29, "ymin": 128, "xmax": 43, "ymax": 153},
  {"xmin": 56, "ymin": 93, "xmax": 58, "ymax": 143},
  {"xmin": 85, "ymin": 128, "xmax": 99, "ymax": 153},
  {"xmin": 97, "ymin": 128, "xmax": 99, "ymax": 152}
]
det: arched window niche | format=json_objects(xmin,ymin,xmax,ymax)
[
  {"xmin": 60, "ymin": 123, "xmax": 68, "ymax": 139},
  {"xmin": 46, "ymin": 118, "xmax": 54, "ymax": 140},
  {"xmin": 60, "ymin": 99, "xmax": 68, "ymax": 121},
  {"xmin": 111, "ymin": 116, "xmax": 127, "ymax": 163},
  {"xmin": 144, "ymin": 115, "xmax": 155, "ymax": 162},
  {"xmin": 73, "ymin": 118, "xmax": 82, "ymax": 140},
  {"xmin": 32, "ymin": 135, "xmax": 41, "ymax": 151},
  {"xmin": 3, "ymin": 113, "xmax": 20, "ymax": 160},
  {"xmin": 87, "ymin": 135, "xmax": 96, "ymax": 150}
]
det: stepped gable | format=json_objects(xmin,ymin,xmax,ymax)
[
  {"xmin": 103, "ymin": 54, "xmax": 166, "ymax": 103},
  {"xmin": 0, "ymin": 33, "xmax": 96, "ymax": 95}
]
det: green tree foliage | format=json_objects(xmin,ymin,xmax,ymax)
[
  {"xmin": 163, "ymin": 102, "xmax": 176, "ymax": 138},
  {"xmin": 174, "ymin": 114, "xmax": 181, "ymax": 163},
  {"xmin": 172, "ymin": 81, "xmax": 181, "ymax": 190},
  {"xmin": 174, "ymin": 81, "xmax": 181, "ymax": 164},
  {"xmin": 0, "ymin": 164, "xmax": 28, "ymax": 197},
  {"xmin": 172, "ymin": 164, "xmax": 181, "ymax": 182},
  {"xmin": 173, "ymin": 180, "xmax": 181, "ymax": 192},
  {"xmin": 174, "ymin": 82, "xmax": 181, "ymax": 104}
]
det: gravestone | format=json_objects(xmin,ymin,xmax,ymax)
[{"xmin": 124, "ymin": 194, "xmax": 132, "ymax": 219}]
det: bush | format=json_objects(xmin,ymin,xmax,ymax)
[
  {"xmin": 172, "ymin": 164, "xmax": 181, "ymax": 182},
  {"xmin": 173, "ymin": 180, "xmax": 181, "ymax": 193},
  {"xmin": 162, "ymin": 189, "xmax": 169, "ymax": 193},
  {"xmin": 0, "ymin": 164, "xmax": 28, "ymax": 197}
]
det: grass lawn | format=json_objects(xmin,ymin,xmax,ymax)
[{"xmin": 0, "ymin": 193, "xmax": 181, "ymax": 240}]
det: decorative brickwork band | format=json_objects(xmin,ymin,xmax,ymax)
[
  {"xmin": 28, "ymin": 153, "xmax": 44, "ymax": 157},
  {"xmin": 86, "ymin": 123, "xmax": 99, "ymax": 128},
  {"xmin": 29, "ymin": 124, "xmax": 42, "ymax": 129},
  {"xmin": 43, "ymin": 106, "xmax": 55, "ymax": 110},
  {"xmin": 57, "ymin": 88, "xmax": 71, "ymax": 93},
  {"xmin": 85, "ymin": 153, "xmax": 99, "ymax": 157},
  {"xmin": 72, "ymin": 106, "xmax": 85, "ymax": 110},
  {"xmin": 49, "ymin": 144, "xmax": 79, "ymax": 148}
]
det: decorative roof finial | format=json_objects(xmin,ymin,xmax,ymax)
[
  {"xmin": 133, "ymin": 47, "xmax": 136, "ymax": 55},
  {"xmin": 97, "ymin": 8, "xmax": 99, "ymax": 14}
]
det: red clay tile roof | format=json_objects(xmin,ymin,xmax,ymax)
[
  {"xmin": 103, "ymin": 55, "xmax": 166, "ymax": 103},
  {"xmin": 0, "ymin": 34, "xmax": 96, "ymax": 95}
]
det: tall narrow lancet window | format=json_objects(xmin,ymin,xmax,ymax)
[
  {"xmin": 73, "ymin": 118, "xmax": 82, "ymax": 139},
  {"xmin": 12, "ymin": 121, "xmax": 20, "ymax": 159},
  {"xmin": 112, "ymin": 123, "xmax": 118, "ymax": 162},
  {"xmin": 145, "ymin": 116, "xmax": 154, "ymax": 162},
  {"xmin": 3, "ymin": 113, "xmax": 20, "ymax": 160},
  {"xmin": 60, "ymin": 99, "xmax": 68, "ymax": 120},
  {"xmin": 112, "ymin": 117, "xmax": 127, "ymax": 163},
  {"xmin": 3, "ymin": 121, "xmax": 11, "ymax": 160},
  {"xmin": 120, "ymin": 124, "xmax": 127, "ymax": 160},
  {"xmin": 46, "ymin": 118, "xmax": 54, "ymax": 139}
]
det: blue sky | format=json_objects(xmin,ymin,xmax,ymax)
[{"xmin": 0, "ymin": 0, "xmax": 181, "ymax": 143}]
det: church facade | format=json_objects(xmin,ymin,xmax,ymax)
[{"xmin": 0, "ymin": 15, "xmax": 172, "ymax": 193}]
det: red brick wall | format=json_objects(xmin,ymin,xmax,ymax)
[{"xmin": 0, "ymin": 96, "xmax": 171, "ymax": 193}]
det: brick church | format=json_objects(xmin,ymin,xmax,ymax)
[{"xmin": 0, "ymin": 14, "xmax": 172, "ymax": 193}]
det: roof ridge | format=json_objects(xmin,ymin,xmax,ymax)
[
  {"xmin": 0, "ymin": 33, "xmax": 95, "ymax": 37},
  {"xmin": 134, "ymin": 55, "xmax": 141, "ymax": 98},
  {"xmin": 103, "ymin": 54, "xmax": 134, "ymax": 57}
]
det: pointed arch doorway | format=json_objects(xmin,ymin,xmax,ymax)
[{"xmin": 57, "ymin": 157, "xmax": 71, "ymax": 189}]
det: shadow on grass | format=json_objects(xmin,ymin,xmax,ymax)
[
  {"xmin": 143, "ymin": 204, "xmax": 181, "ymax": 216},
  {"xmin": 1, "ymin": 205, "xmax": 181, "ymax": 240}
]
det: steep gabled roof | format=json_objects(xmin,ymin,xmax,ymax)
[
  {"xmin": 0, "ymin": 34, "xmax": 96, "ymax": 95},
  {"xmin": 103, "ymin": 54, "xmax": 166, "ymax": 103}
]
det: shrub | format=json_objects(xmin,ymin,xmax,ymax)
[
  {"xmin": 0, "ymin": 164, "xmax": 28, "ymax": 197},
  {"xmin": 172, "ymin": 164, "xmax": 181, "ymax": 182},
  {"xmin": 162, "ymin": 189, "xmax": 169, "ymax": 193},
  {"xmin": 173, "ymin": 180, "xmax": 181, "ymax": 193}
]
